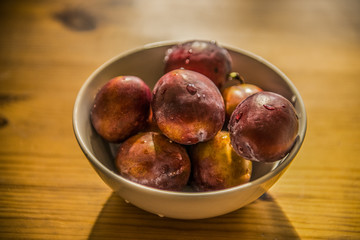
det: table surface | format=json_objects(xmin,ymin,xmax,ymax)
[{"xmin": 1, "ymin": 0, "xmax": 359, "ymax": 239}]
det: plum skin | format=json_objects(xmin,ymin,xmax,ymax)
[
  {"xmin": 115, "ymin": 132, "xmax": 191, "ymax": 191},
  {"xmin": 151, "ymin": 69, "xmax": 225, "ymax": 145},
  {"xmin": 90, "ymin": 76, "xmax": 151, "ymax": 142},
  {"xmin": 164, "ymin": 40, "xmax": 232, "ymax": 89},
  {"xmin": 222, "ymin": 83, "xmax": 263, "ymax": 120},
  {"xmin": 228, "ymin": 91, "xmax": 299, "ymax": 162},
  {"xmin": 190, "ymin": 131, "xmax": 252, "ymax": 192}
]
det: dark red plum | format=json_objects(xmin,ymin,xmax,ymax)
[
  {"xmin": 164, "ymin": 40, "xmax": 232, "ymax": 89},
  {"xmin": 228, "ymin": 91, "xmax": 299, "ymax": 162},
  {"xmin": 152, "ymin": 69, "xmax": 225, "ymax": 145},
  {"xmin": 90, "ymin": 76, "xmax": 151, "ymax": 142},
  {"xmin": 115, "ymin": 132, "xmax": 191, "ymax": 191}
]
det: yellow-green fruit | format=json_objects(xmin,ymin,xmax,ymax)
[{"xmin": 190, "ymin": 131, "xmax": 252, "ymax": 191}]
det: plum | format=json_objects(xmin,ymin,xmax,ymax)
[
  {"xmin": 152, "ymin": 69, "xmax": 225, "ymax": 145},
  {"xmin": 190, "ymin": 131, "xmax": 252, "ymax": 191},
  {"xmin": 164, "ymin": 40, "xmax": 232, "ymax": 88},
  {"xmin": 90, "ymin": 76, "xmax": 151, "ymax": 142},
  {"xmin": 115, "ymin": 132, "xmax": 191, "ymax": 191},
  {"xmin": 228, "ymin": 91, "xmax": 299, "ymax": 162},
  {"xmin": 222, "ymin": 73, "xmax": 263, "ymax": 120}
]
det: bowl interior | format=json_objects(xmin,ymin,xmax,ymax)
[{"xmin": 73, "ymin": 42, "xmax": 307, "ymax": 195}]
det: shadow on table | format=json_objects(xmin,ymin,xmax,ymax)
[{"xmin": 89, "ymin": 192, "xmax": 300, "ymax": 240}]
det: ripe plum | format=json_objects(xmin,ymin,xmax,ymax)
[
  {"xmin": 222, "ymin": 74, "xmax": 263, "ymax": 120},
  {"xmin": 190, "ymin": 131, "xmax": 252, "ymax": 191},
  {"xmin": 115, "ymin": 132, "xmax": 191, "ymax": 191},
  {"xmin": 228, "ymin": 91, "xmax": 299, "ymax": 162},
  {"xmin": 90, "ymin": 76, "xmax": 151, "ymax": 142},
  {"xmin": 152, "ymin": 69, "xmax": 225, "ymax": 145},
  {"xmin": 164, "ymin": 40, "xmax": 232, "ymax": 88}
]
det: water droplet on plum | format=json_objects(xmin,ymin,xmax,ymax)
[
  {"xmin": 263, "ymin": 104, "xmax": 275, "ymax": 110},
  {"xmin": 235, "ymin": 112, "xmax": 243, "ymax": 122},
  {"xmin": 186, "ymin": 83, "xmax": 197, "ymax": 95},
  {"xmin": 197, "ymin": 129, "xmax": 206, "ymax": 141},
  {"xmin": 166, "ymin": 48, "xmax": 173, "ymax": 55}
]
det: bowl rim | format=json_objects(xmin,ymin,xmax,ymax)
[{"xmin": 73, "ymin": 40, "xmax": 307, "ymax": 197}]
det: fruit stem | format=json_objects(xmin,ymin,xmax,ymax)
[{"xmin": 228, "ymin": 72, "xmax": 245, "ymax": 84}]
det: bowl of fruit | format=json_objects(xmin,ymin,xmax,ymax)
[{"xmin": 73, "ymin": 40, "xmax": 307, "ymax": 219}]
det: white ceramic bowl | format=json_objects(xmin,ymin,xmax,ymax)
[{"xmin": 73, "ymin": 41, "xmax": 307, "ymax": 219}]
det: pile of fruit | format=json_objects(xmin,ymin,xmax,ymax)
[{"xmin": 90, "ymin": 40, "xmax": 299, "ymax": 192}]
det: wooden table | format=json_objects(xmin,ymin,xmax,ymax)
[{"xmin": 1, "ymin": 0, "xmax": 359, "ymax": 239}]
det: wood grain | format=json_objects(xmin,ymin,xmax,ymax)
[{"xmin": 0, "ymin": 0, "xmax": 359, "ymax": 239}]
